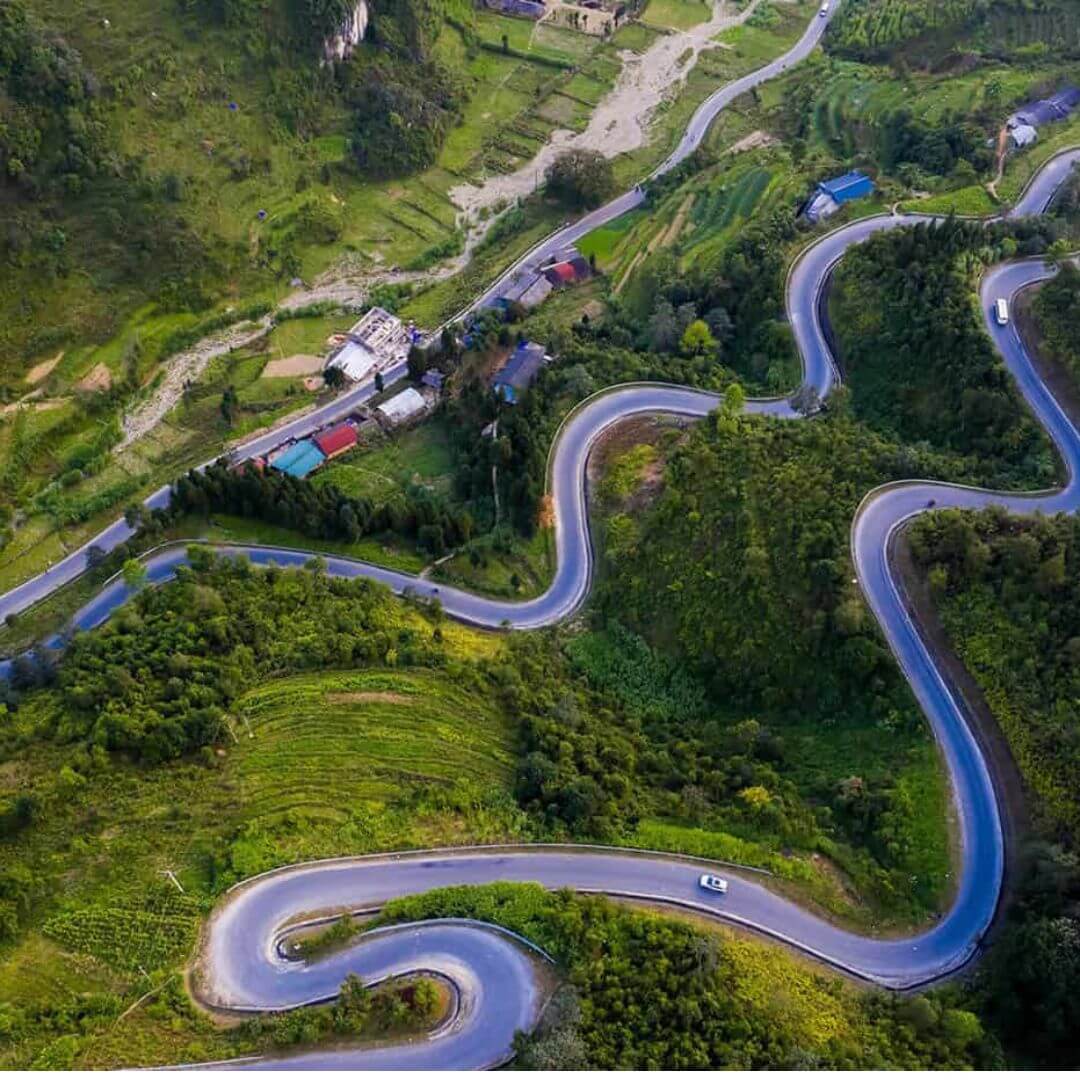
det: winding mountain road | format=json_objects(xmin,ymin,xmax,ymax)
[{"xmin": 2, "ymin": 0, "xmax": 1080, "ymax": 1069}]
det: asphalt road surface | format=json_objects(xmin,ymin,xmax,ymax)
[{"xmin": 2, "ymin": 0, "xmax": 1079, "ymax": 1067}]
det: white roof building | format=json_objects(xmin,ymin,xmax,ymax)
[
  {"xmin": 1010, "ymin": 123, "xmax": 1038, "ymax": 148},
  {"xmin": 376, "ymin": 387, "xmax": 427, "ymax": 425},
  {"xmin": 328, "ymin": 339, "xmax": 379, "ymax": 382},
  {"xmin": 327, "ymin": 306, "xmax": 412, "ymax": 382}
]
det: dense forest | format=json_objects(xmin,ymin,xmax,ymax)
[
  {"xmin": 585, "ymin": 405, "xmax": 967, "ymax": 913},
  {"xmin": 9, "ymin": 548, "xmax": 453, "ymax": 763},
  {"xmin": 826, "ymin": 0, "xmax": 1080, "ymax": 61},
  {"xmin": 831, "ymin": 218, "xmax": 1062, "ymax": 488},
  {"xmin": 1032, "ymin": 260, "xmax": 1080, "ymax": 381},
  {"xmin": 909, "ymin": 509, "xmax": 1080, "ymax": 1065},
  {"xmin": 382, "ymin": 883, "xmax": 994, "ymax": 1068}
]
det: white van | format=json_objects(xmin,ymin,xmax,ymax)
[
  {"xmin": 819, "ymin": 2, "xmax": 829, "ymax": 14},
  {"xmin": 995, "ymin": 297, "xmax": 1009, "ymax": 326}
]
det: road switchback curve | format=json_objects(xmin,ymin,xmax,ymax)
[{"xmin": 1, "ymin": 1, "xmax": 1079, "ymax": 1067}]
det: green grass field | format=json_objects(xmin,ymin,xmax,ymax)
[
  {"xmin": 642, "ymin": 0, "xmax": 714, "ymax": 32},
  {"xmin": 315, "ymin": 420, "xmax": 456, "ymax": 502}
]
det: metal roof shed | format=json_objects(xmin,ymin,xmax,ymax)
[
  {"xmin": 270, "ymin": 439, "xmax": 326, "ymax": 478},
  {"xmin": 314, "ymin": 422, "xmax": 358, "ymax": 459},
  {"xmin": 817, "ymin": 171, "xmax": 875, "ymax": 204},
  {"xmin": 377, "ymin": 387, "xmax": 427, "ymax": 425}
]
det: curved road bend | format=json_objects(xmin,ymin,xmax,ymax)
[
  {"xmin": 0, "ymin": 0, "xmax": 1078, "ymax": 1063},
  {"xmin": 88, "ymin": 147, "xmax": 1080, "ymax": 1072}
]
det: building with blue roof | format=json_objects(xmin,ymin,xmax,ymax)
[
  {"xmin": 803, "ymin": 170, "xmax": 875, "ymax": 223},
  {"xmin": 1010, "ymin": 85, "xmax": 1080, "ymax": 129},
  {"xmin": 492, "ymin": 341, "xmax": 547, "ymax": 404},
  {"xmin": 270, "ymin": 439, "xmax": 326, "ymax": 478}
]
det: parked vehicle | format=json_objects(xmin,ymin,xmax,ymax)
[
  {"xmin": 819, "ymin": 2, "xmax": 829, "ymax": 14},
  {"xmin": 699, "ymin": 873, "xmax": 729, "ymax": 894},
  {"xmin": 995, "ymin": 297, "xmax": 1009, "ymax": 326}
]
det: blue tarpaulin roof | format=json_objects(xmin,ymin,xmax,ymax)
[
  {"xmin": 270, "ymin": 439, "xmax": 326, "ymax": 478},
  {"xmin": 817, "ymin": 171, "xmax": 874, "ymax": 203}
]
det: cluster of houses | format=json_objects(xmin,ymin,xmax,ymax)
[
  {"xmin": 252, "ymin": 382, "xmax": 438, "ymax": 480},
  {"xmin": 1008, "ymin": 85, "xmax": 1080, "ymax": 149}
]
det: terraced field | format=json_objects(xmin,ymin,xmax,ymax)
[{"xmin": 234, "ymin": 669, "xmax": 515, "ymax": 813}]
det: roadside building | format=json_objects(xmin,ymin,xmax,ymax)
[
  {"xmin": 326, "ymin": 306, "xmax": 412, "ymax": 383},
  {"xmin": 313, "ymin": 421, "xmax": 358, "ymax": 460},
  {"xmin": 483, "ymin": 0, "xmax": 545, "ymax": 17},
  {"xmin": 492, "ymin": 340, "xmax": 547, "ymax": 403},
  {"xmin": 542, "ymin": 254, "xmax": 591, "ymax": 287},
  {"xmin": 376, "ymin": 387, "xmax": 427, "ymax": 427},
  {"xmin": 1010, "ymin": 85, "xmax": 1080, "ymax": 128},
  {"xmin": 269, "ymin": 439, "xmax": 326, "ymax": 478},
  {"xmin": 497, "ymin": 270, "xmax": 553, "ymax": 312},
  {"xmin": 802, "ymin": 170, "xmax": 875, "ymax": 222}
]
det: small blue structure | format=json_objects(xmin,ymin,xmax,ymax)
[
  {"xmin": 803, "ymin": 170, "xmax": 875, "ymax": 223},
  {"xmin": 270, "ymin": 439, "xmax": 326, "ymax": 478},
  {"xmin": 492, "ymin": 341, "xmax": 546, "ymax": 404}
]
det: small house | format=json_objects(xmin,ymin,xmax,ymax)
[
  {"xmin": 497, "ymin": 271, "xmax": 553, "ymax": 311},
  {"xmin": 313, "ymin": 421, "xmax": 358, "ymax": 460},
  {"xmin": 1010, "ymin": 86, "xmax": 1080, "ymax": 129},
  {"xmin": 422, "ymin": 369, "xmax": 445, "ymax": 392},
  {"xmin": 376, "ymin": 387, "xmax": 427, "ymax": 427},
  {"xmin": 803, "ymin": 170, "xmax": 875, "ymax": 222},
  {"xmin": 492, "ymin": 341, "xmax": 547, "ymax": 404},
  {"xmin": 1010, "ymin": 124, "xmax": 1038, "ymax": 149}
]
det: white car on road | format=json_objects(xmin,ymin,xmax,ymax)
[
  {"xmin": 995, "ymin": 297, "xmax": 1009, "ymax": 325},
  {"xmin": 699, "ymin": 873, "xmax": 729, "ymax": 894}
]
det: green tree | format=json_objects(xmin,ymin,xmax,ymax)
[
  {"xmin": 121, "ymin": 558, "xmax": 147, "ymax": 590},
  {"xmin": 680, "ymin": 319, "xmax": 716, "ymax": 357},
  {"xmin": 545, "ymin": 149, "xmax": 616, "ymax": 209}
]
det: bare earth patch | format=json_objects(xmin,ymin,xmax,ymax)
[
  {"xmin": 76, "ymin": 363, "xmax": 112, "ymax": 393},
  {"xmin": 324, "ymin": 692, "xmax": 414, "ymax": 705},
  {"xmin": 263, "ymin": 353, "xmax": 325, "ymax": 378},
  {"xmin": 728, "ymin": 129, "xmax": 778, "ymax": 155},
  {"xmin": 448, "ymin": 0, "xmax": 768, "ymax": 223},
  {"xmin": 1, "ymin": 398, "xmax": 68, "ymax": 415},
  {"xmin": 24, "ymin": 351, "xmax": 63, "ymax": 384}
]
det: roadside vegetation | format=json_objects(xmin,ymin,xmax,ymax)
[
  {"xmin": 908, "ymin": 508, "xmax": 1080, "ymax": 1067},
  {"xmin": 380, "ymin": 883, "xmax": 994, "ymax": 1068},
  {"xmin": 1031, "ymin": 260, "xmax": 1080, "ymax": 382},
  {"xmin": 830, "ymin": 216, "xmax": 1069, "ymax": 489}
]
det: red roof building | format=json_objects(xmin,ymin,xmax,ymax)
[
  {"xmin": 314, "ymin": 422, "xmax": 358, "ymax": 459},
  {"xmin": 545, "ymin": 262, "xmax": 577, "ymax": 286}
]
